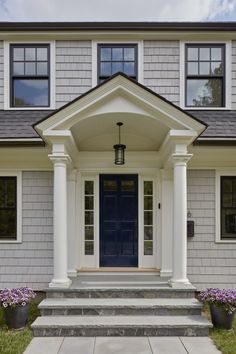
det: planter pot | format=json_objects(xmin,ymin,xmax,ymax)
[
  {"xmin": 210, "ymin": 304, "xmax": 235, "ymax": 330},
  {"xmin": 4, "ymin": 304, "xmax": 29, "ymax": 330}
]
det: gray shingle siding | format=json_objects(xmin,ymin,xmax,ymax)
[
  {"xmin": 0, "ymin": 171, "xmax": 53, "ymax": 290},
  {"xmin": 187, "ymin": 169, "xmax": 236, "ymax": 290},
  {"xmin": 55, "ymin": 40, "xmax": 92, "ymax": 108},
  {"xmin": 232, "ymin": 41, "xmax": 236, "ymax": 110},
  {"xmin": 143, "ymin": 41, "xmax": 180, "ymax": 105},
  {"xmin": 0, "ymin": 41, "xmax": 3, "ymax": 110}
]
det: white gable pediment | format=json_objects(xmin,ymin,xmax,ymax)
[{"xmin": 35, "ymin": 74, "xmax": 206, "ymax": 152}]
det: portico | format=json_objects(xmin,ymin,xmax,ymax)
[{"xmin": 35, "ymin": 73, "xmax": 206, "ymax": 288}]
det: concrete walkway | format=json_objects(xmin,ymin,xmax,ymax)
[{"xmin": 24, "ymin": 337, "xmax": 221, "ymax": 354}]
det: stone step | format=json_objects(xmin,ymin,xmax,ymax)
[
  {"xmin": 46, "ymin": 287, "xmax": 196, "ymax": 299},
  {"xmin": 39, "ymin": 298, "xmax": 202, "ymax": 316},
  {"xmin": 31, "ymin": 315, "xmax": 211, "ymax": 337}
]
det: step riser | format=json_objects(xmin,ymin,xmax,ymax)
[
  {"xmin": 46, "ymin": 290, "xmax": 195, "ymax": 299},
  {"xmin": 33, "ymin": 326, "xmax": 209, "ymax": 337},
  {"xmin": 40, "ymin": 308, "xmax": 201, "ymax": 316}
]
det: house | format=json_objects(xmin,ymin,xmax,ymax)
[{"xmin": 0, "ymin": 21, "xmax": 236, "ymax": 295}]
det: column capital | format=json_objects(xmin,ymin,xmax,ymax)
[
  {"xmin": 48, "ymin": 153, "xmax": 72, "ymax": 165},
  {"xmin": 171, "ymin": 153, "xmax": 193, "ymax": 166}
]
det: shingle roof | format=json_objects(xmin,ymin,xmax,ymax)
[
  {"xmin": 187, "ymin": 110, "xmax": 236, "ymax": 138},
  {"xmin": 0, "ymin": 110, "xmax": 54, "ymax": 139},
  {"xmin": 0, "ymin": 109, "xmax": 236, "ymax": 142}
]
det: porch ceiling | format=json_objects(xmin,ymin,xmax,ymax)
[{"xmin": 71, "ymin": 112, "xmax": 168, "ymax": 151}]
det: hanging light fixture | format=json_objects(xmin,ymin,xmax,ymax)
[{"xmin": 113, "ymin": 122, "xmax": 126, "ymax": 165}]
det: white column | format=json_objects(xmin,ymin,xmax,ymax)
[
  {"xmin": 160, "ymin": 169, "xmax": 173, "ymax": 278},
  {"xmin": 170, "ymin": 154, "xmax": 192, "ymax": 287},
  {"xmin": 67, "ymin": 169, "xmax": 78, "ymax": 277},
  {"xmin": 49, "ymin": 155, "xmax": 72, "ymax": 288}
]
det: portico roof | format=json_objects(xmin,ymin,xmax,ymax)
[{"xmin": 35, "ymin": 73, "xmax": 206, "ymax": 152}]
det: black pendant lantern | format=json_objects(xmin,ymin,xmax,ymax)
[{"xmin": 113, "ymin": 122, "xmax": 126, "ymax": 165}]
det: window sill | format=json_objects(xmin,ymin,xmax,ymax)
[
  {"xmin": 183, "ymin": 106, "xmax": 230, "ymax": 111},
  {"xmin": 215, "ymin": 239, "xmax": 236, "ymax": 244},
  {"xmin": 5, "ymin": 106, "xmax": 55, "ymax": 110},
  {"xmin": 0, "ymin": 240, "xmax": 22, "ymax": 244}
]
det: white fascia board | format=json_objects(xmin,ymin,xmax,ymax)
[
  {"xmin": 1, "ymin": 30, "xmax": 236, "ymax": 41},
  {"xmin": 0, "ymin": 138, "xmax": 43, "ymax": 142},
  {"xmin": 197, "ymin": 137, "xmax": 236, "ymax": 141},
  {"xmin": 169, "ymin": 130, "xmax": 198, "ymax": 147},
  {"xmin": 169, "ymin": 130, "xmax": 198, "ymax": 138},
  {"xmin": 44, "ymin": 129, "xmax": 72, "ymax": 138},
  {"xmin": 35, "ymin": 74, "xmax": 205, "ymax": 135}
]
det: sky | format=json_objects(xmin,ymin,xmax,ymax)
[{"xmin": 0, "ymin": 0, "xmax": 236, "ymax": 22}]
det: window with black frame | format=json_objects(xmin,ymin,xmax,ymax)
[
  {"xmin": 0, "ymin": 177, "xmax": 17, "ymax": 240},
  {"xmin": 221, "ymin": 176, "xmax": 236, "ymax": 240},
  {"xmin": 186, "ymin": 44, "xmax": 225, "ymax": 107},
  {"xmin": 10, "ymin": 44, "xmax": 50, "ymax": 107},
  {"xmin": 98, "ymin": 44, "xmax": 137, "ymax": 83}
]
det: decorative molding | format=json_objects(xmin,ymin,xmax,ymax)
[
  {"xmin": 48, "ymin": 153, "xmax": 72, "ymax": 165},
  {"xmin": 171, "ymin": 153, "xmax": 193, "ymax": 165}
]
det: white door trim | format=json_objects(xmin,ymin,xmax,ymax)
[{"xmin": 77, "ymin": 169, "xmax": 160, "ymax": 269}]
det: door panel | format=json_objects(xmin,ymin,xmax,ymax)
[{"xmin": 100, "ymin": 174, "xmax": 138, "ymax": 267}]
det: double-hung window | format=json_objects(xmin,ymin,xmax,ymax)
[
  {"xmin": 186, "ymin": 44, "xmax": 225, "ymax": 107},
  {"xmin": 221, "ymin": 176, "xmax": 236, "ymax": 240},
  {"xmin": 10, "ymin": 44, "xmax": 50, "ymax": 107},
  {"xmin": 0, "ymin": 177, "xmax": 17, "ymax": 240},
  {"xmin": 98, "ymin": 44, "xmax": 137, "ymax": 83}
]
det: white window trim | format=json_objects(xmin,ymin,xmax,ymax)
[
  {"xmin": 139, "ymin": 175, "xmax": 159, "ymax": 268},
  {"xmin": 216, "ymin": 169, "xmax": 236, "ymax": 243},
  {"xmin": 180, "ymin": 40, "xmax": 232, "ymax": 110},
  {"xmin": 92, "ymin": 40, "xmax": 143, "ymax": 87},
  {"xmin": 80, "ymin": 174, "xmax": 99, "ymax": 268},
  {"xmin": 4, "ymin": 40, "xmax": 56, "ymax": 110},
  {"xmin": 0, "ymin": 171, "xmax": 22, "ymax": 243}
]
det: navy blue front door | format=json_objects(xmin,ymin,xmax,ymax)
[{"xmin": 100, "ymin": 174, "xmax": 138, "ymax": 267}]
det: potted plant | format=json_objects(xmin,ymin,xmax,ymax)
[
  {"xmin": 199, "ymin": 288, "xmax": 236, "ymax": 330},
  {"xmin": 0, "ymin": 287, "xmax": 36, "ymax": 330}
]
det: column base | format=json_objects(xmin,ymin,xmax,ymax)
[
  {"xmin": 49, "ymin": 277, "xmax": 72, "ymax": 288},
  {"xmin": 169, "ymin": 278, "xmax": 194, "ymax": 289}
]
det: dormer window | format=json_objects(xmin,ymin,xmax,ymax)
[
  {"xmin": 98, "ymin": 44, "xmax": 137, "ymax": 83},
  {"xmin": 10, "ymin": 44, "xmax": 50, "ymax": 107},
  {"xmin": 185, "ymin": 44, "xmax": 225, "ymax": 107}
]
